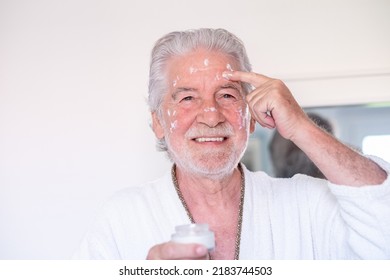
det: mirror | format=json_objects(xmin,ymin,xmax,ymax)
[{"xmin": 242, "ymin": 103, "xmax": 390, "ymax": 176}]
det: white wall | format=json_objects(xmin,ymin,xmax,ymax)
[{"xmin": 1, "ymin": 0, "xmax": 389, "ymax": 259}]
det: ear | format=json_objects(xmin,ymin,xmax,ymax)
[
  {"xmin": 151, "ymin": 112, "xmax": 165, "ymax": 139},
  {"xmin": 249, "ymin": 117, "xmax": 256, "ymax": 134}
]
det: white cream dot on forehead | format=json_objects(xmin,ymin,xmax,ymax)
[
  {"xmin": 203, "ymin": 58, "xmax": 209, "ymax": 66},
  {"xmin": 172, "ymin": 75, "xmax": 180, "ymax": 87},
  {"xmin": 189, "ymin": 67, "xmax": 198, "ymax": 74},
  {"xmin": 226, "ymin": 64, "xmax": 233, "ymax": 71}
]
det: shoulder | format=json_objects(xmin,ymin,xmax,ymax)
[
  {"xmin": 242, "ymin": 164, "xmax": 330, "ymax": 200},
  {"xmin": 101, "ymin": 171, "xmax": 174, "ymax": 215},
  {"xmin": 243, "ymin": 163, "xmax": 325, "ymax": 188}
]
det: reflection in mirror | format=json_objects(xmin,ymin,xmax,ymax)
[{"xmin": 242, "ymin": 103, "xmax": 390, "ymax": 176}]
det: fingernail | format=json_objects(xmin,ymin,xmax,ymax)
[
  {"xmin": 222, "ymin": 71, "xmax": 233, "ymax": 80},
  {"xmin": 196, "ymin": 246, "xmax": 208, "ymax": 255}
]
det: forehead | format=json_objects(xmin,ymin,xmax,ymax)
[{"xmin": 166, "ymin": 49, "xmax": 239, "ymax": 76}]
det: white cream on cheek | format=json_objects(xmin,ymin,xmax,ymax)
[
  {"xmin": 170, "ymin": 120, "xmax": 178, "ymax": 133},
  {"xmin": 189, "ymin": 67, "xmax": 198, "ymax": 74},
  {"xmin": 236, "ymin": 106, "xmax": 249, "ymax": 130},
  {"xmin": 166, "ymin": 109, "xmax": 179, "ymax": 134},
  {"xmin": 167, "ymin": 109, "xmax": 177, "ymax": 117}
]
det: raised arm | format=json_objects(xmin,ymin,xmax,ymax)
[{"xmin": 225, "ymin": 71, "xmax": 387, "ymax": 186}]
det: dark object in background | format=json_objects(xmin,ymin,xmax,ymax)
[{"xmin": 269, "ymin": 113, "xmax": 334, "ymax": 179}]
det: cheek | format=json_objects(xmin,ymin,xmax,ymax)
[
  {"xmin": 165, "ymin": 108, "xmax": 196, "ymax": 136},
  {"xmin": 165, "ymin": 109, "xmax": 179, "ymax": 134},
  {"xmin": 234, "ymin": 106, "xmax": 249, "ymax": 130},
  {"xmin": 169, "ymin": 119, "xmax": 179, "ymax": 134}
]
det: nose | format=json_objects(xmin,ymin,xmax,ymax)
[{"xmin": 196, "ymin": 100, "xmax": 225, "ymax": 128}]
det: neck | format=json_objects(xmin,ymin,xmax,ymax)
[
  {"xmin": 174, "ymin": 163, "xmax": 242, "ymax": 207},
  {"xmin": 171, "ymin": 163, "xmax": 245, "ymax": 260}
]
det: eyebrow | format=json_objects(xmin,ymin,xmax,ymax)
[
  {"xmin": 218, "ymin": 82, "xmax": 242, "ymax": 93},
  {"xmin": 170, "ymin": 82, "xmax": 242, "ymax": 100}
]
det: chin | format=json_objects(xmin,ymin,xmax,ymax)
[
  {"xmin": 178, "ymin": 153, "xmax": 242, "ymax": 179},
  {"xmin": 167, "ymin": 141, "xmax": 248, "ymax": 178}
]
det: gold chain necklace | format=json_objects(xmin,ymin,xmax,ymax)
[{"xmin": 171, "ymin": 163, "xmax": 245, "ymax": 260}]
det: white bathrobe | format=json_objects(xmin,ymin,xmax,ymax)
[{"xmin": 73, "ymin": 157, "xmax": 390, "ymax": 259}]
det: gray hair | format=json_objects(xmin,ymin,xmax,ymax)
[
  {"xmin": 148, "ymin": 28, "xmax": 252, "ymax": 151},
  {"xmin": 269, "ymin": 113, "xmax": 334, "ymax": 179}
]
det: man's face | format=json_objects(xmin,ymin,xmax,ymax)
[{"xmin": 152, "ymin": 49, "xmax": 254, "ymax": 177}]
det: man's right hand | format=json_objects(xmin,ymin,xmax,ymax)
[{"xmin": 146, "ymin": 242, "xmax": 209, "ymax": 260}]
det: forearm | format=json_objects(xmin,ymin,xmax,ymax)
[
  {"xmin": 292, "ymin": 120, "xmax": 387, "ymax": 186},
  {"xmin": 228, "ymin": 70, "xmax": 388, "ymax": 186}
]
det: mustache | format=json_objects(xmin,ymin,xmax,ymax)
[{"xmin": 185, "ymin": 123, "xmax": 234, "ymax": 139}]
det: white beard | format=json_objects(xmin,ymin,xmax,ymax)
[{"xmin": 165, "ymin": 130, "xmax": 249, "ymax": 180}]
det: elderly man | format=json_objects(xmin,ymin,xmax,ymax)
[{"xmin": 74, "ymin": 28, "xmax": 389, "ymax": 260}]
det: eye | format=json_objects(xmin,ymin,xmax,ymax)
[
  {"xmin": 218, "ymin": 92, "xmax": 238, "ymax": 101},
  {"xmin": 222, "ymin": 93, "xmax": 235, "ymax": 99},
  {"xmin": 181, "ymin": 96, "xmax": 194, "ymax": 102},
  {"xmin": 216, "ymin": 86, "xmax": 241, "ymax": 102}
]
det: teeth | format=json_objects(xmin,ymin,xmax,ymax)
[{"xmin": 195, "ymin": 137, "xmax": 224, "ymax": 142}]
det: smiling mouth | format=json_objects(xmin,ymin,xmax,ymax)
[{"xmin": 193, "ymin": 137, "xmax": 226, "ymax": 143}]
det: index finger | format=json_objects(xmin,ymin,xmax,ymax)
[{"xmin": 223, "ymin": 71, "xmax": 271, "ymax": 88}]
